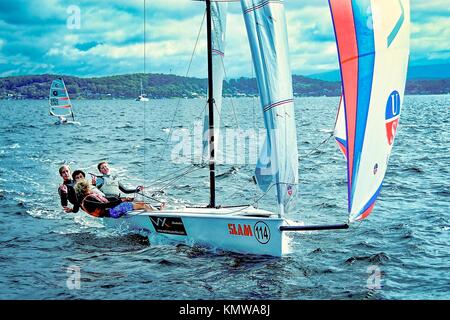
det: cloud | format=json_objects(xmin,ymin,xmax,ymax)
[{"xmin": 0, "ymin": 0, "xmax": 448, "ymax": 78}]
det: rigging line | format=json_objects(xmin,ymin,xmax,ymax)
[
  {"xmin": 144, "ymin": 164, "xmax": 205, "ymax": 192},
  {"xmin": 151, "ymin": 10, "xmax": 207, "ymax": 179},
  {"xmin": 144, "ymin": 167, "xmax": 198, "ymax": 189},
  {"xmin": 302, "ymin": 132, "xmax": 334, "ymax": 159},
  {"xmin": 156, "ymin": 165, "xmax": 205, "ymax": 191},
  {"xmin": 143, "ymin": 0, "xmax": 147, "ymax": 190},
  {"xmin": 154, "ymin": 165, "xmax": 204, "ymax": 189},
  {"xmin": 250, "ymin": 181, "xmax": 300, "ymax": 208},
  {"xmin": 136, "ymin": 191, "xmax": 164, "ymax": 204},
  {"xmin": 143, "ymin": 164, "xmax": 200, "ymax": 188}
]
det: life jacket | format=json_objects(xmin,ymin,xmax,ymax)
[
  {"xmin": 81, "ymin": 192, "xmax": 109, "ymax": 217},
  {"xmin": 97, "ymin": 174, "xmax": 121, "ymax": 197}
]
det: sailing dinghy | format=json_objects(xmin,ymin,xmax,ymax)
[
  {"xmin": 105, "ymin": 0, "xmax": 410, "ymax": 257},
  {"xmin": 48, "ymin": 77, "xmax": 80, "ymax": 125}
]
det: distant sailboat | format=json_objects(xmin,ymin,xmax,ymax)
[
  {"xmin": 48, "ymin": 77, "xmax": 80, "ymax": 125},
  {"xmin": 136, "ymin": 80, "xmax": 149, "ymax": 101},
  {"xmin": 102, "ymin": 0, "xmax": 410, "ymax": 256}
]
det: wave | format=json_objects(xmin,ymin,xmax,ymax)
[
  {"xmin": 216, "ymin": 166, "xmax": 239, "ymax": 179},
  {"xmin": 402, "ymin": 167, "xmax": 424, "ymax": 174},
  {"xmin": 345, "ymin": 252, "xmax": 390, "ymax": 265}
]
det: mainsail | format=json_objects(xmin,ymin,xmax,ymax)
[
  {"xmin": 202, "ymin": 1, "xmax": 228, "ymax": 163},
  {"xmin": 48, "ymin": 78, "xmax": 75, "ymax": 121},
  {"xmin": 240, "ymin": 0, "xmax": 298, "ymax": 215},
  {"xmin": 329, "ymin": 0, "xmax": 410, "ymax": 222}
]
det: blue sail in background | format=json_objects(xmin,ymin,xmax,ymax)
[
  {"xmin": 202, "ymin": 1, "xmax": 228, "ymax": 164},
  {"xmin": 240, "ymin": 0, "xmax": 298, "ymax": 215}
]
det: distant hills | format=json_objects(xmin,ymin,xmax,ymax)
[{"xmin": 0, "ymin": 72, "xmax": 448, "ymax": 100}]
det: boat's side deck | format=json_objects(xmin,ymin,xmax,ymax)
[{"xmin": 130, "ymin": 205, "xmax": 277, "ymax": 218}]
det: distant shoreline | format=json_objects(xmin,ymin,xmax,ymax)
[
  {"xmin": 2, "ymin": 94, "xmax": 448, "ymax": 101},
  {"xmin": 1, "ymin": 73, "xmax": 449, "ymax": 100}
]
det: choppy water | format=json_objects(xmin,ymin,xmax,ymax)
[{"xmin": 0, "ymin": 95, "xmax": 448, "ymax": 299}]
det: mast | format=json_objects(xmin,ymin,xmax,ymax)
[
  {"xmin": 61, "ymin": 77, "xmax": 75, "ymax": 121},
  {"xmin": 206, "ymin": 0, "xmax": 216, "ymax": 208}
]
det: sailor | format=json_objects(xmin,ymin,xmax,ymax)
[
  {"xmin": 49, "ymin": 110, "xmax": 68, "ymax": 125},
  {"xmin": 93, "ymin": 161, "xmax": 144, "ymax": 198},
  {"xmin": 57, "ymin": 165, "xmax": 78, "ymax": 213},
  {"xmin": 72, "ymin": 169, "xmax": 105, "ymax": 196},
  {"xmin": 74, "ymin": 180, "xmax": 160, "ymax": 218},
  {"xmin": 58, "ymin": 116, "xmax": 68, "ymax": 124}
]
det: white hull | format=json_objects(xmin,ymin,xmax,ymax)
[
  {"xmin": 135, "ymin": 95, "xmax": 149, "ymax": 102},
  {"xmin": 103, "ymin": 206, "xmax": 288, "ymax": 257},
  {"xmin": 55, "ymin": 120, "xmax": 81, "ymax": 126}
]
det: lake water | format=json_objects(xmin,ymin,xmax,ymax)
[{"xmin": 0, "ymin": 95, "xmax": 448, "ymax": 299}]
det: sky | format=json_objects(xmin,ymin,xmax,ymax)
[{"xmin": 0, "ymin": 0, "xmax": 449, "ymax": 78}]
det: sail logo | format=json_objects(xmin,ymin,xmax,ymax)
[
  {"xmin": 287, "ymin": 185, "xmax": 293, "ymax": 196},
  {"xmin": 385, "ymin": 91, "xmax": 401, "ymax": 145},
  {"xmin": 228, "ymin": 223, "xmax": 253, "ymax": 237}
]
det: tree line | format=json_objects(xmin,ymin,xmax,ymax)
[{"xmin": 0, "ymin": 73, "xmax": 448, "ymax": 100}]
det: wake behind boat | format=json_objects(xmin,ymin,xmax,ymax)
[
  {"xmin": 48, "ymin": 77, "xmax": 81, "ymax": 125},
  {"xmin": 99, "ymin": 0, "xmax": 410, "ymax": 257}
]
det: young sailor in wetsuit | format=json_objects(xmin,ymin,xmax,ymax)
[
  {"xmin": 69, "ymin": 169, "xmax": 105, "ymax": 213},
  {"xmin": 74, "ymin": 180, "xmax": 162, "ymax": 218},
  {"xmin": 92, "ymin": 161, "xmax": 144, "ymax": 198},
  {"xmin": 58, "ymin": 165, "xmax": 78, "ymax": 213}
]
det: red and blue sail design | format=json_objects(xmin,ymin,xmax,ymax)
[
  {"xmin": 329, "ymin": 0, "xmax": 410, "ymax": 222},
  {"xmin": 334, "ymin": 96, "xmax": 347, "ymax": 159},
  {"xmin": 48, "ymin": 78, "xmax": 75, "ymax": 120}
]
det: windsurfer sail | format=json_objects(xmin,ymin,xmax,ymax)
[{"xmin": 48, "ymin": 78, "xmax": 77, "ymax": 125}]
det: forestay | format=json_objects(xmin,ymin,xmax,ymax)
[
  {"xmin": 240, "ymin": 0, "xmax": 298, "ymax": 215},
  {"xmin": 329, "ymin": 0, "xmax": 410, "ymax": 222}
]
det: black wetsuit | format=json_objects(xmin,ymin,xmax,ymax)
[{"xmin": 58, "ymin": 179, "xmax": 80, "ymax": 213}]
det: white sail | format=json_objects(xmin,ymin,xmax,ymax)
[
  {"xmin": 329, "ymin": 0, "xmax": 410, "ymax": 222},
  {"xmin": 136, "ymin": 80, "xmax": 149, "ymax": 101},
  {"xmin": 240, "ymin": 0, "xmax": 298, "ymax": 215},
  {"xmin": 48, "ymin": 78, "xmax": 75, "ymax": 121},
  {"xmin": 202, "ymin": 1, "xmax": 228, "ymax": 163}
]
